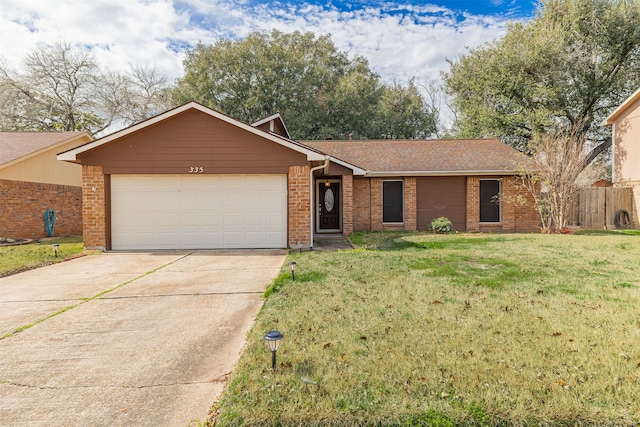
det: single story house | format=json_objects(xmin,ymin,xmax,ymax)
[
  {"xmin": 58, "ymin": 102, "xmax": 539, "ymax": 251},
  {"xmin": 604, "ymin": 87, "xmax": 640, "ymax": 228},
  {"xmin": 0, "ymin": 131, "xmax": 92, "ymax": 239}
]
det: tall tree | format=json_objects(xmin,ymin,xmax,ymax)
[
  {"xmin": 375, "ymin": 80, "xmax": 439, "ymax": 139},
  {"xmin": 0, "ymin": 42, "xmax": 172, "ymax": 136},
  {"xmin": 173, "ymin": 30, "xmax": 437, "ymax": 140},
  {"xmin": 444, "ymin": 0, "xmax": 640, "ymax": 163}
]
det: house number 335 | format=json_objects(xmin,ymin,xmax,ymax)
[{"xmin": 189, "ymin": 166, "xmax": 204, "ymax": 173}]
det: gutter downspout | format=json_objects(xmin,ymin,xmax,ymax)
[{"xmin": 309, "ymin": 156, "xmax": 330, "ymax": 250}]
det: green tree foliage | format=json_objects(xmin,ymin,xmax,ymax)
[
  {"xmin": 0, "ymin": 42, "xmax": 172, "ymax": 135},
  {"xmin": 376, "ymin": 80, "xmax": 438, "ymax": 139},
  {"xmin": 173, "ymin": 30, "xmax": 437, "ymax": 140},
  {"xmin": 444, "ymin": 0, "xmax": 640, "ymax": 163}
]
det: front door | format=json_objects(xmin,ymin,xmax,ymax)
[{"xmin": 318, "ymin": 181, "xmax": 341, "ymax": 231}]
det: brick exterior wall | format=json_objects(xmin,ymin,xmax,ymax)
[
  {"xmin": 504, "ymin": 176, "xmax": 540, "ymax": 232},
  {"xmin": 353, "ymin": 177, "xmax": 371, "ymax": 231},
  {"xmin": 403, "ymin": 177, "xmax": 417, "ymax": 231},
  {"xmin": 82, "ymin": 165, "xmax": 107, "ymax": 250},
  {"xmin": 288, "ymin": 165, "xmax": 311, "ymax": 247},
  {"xmin": 81, "ymin": 164, "xmax": 315, "ymax": 250},
  {"xmin": 351, "ymin": 175, "xmax": 539, "ymax": 234},
  {"xmin": 466, "ymin": 176, "xmax": 540, "ymax": 233},
  {"xmin": 466, "ymin": 177, "xmax": 481, "ymax": 232},
  {"xmin": 370, "ymin": 178, "xmax": 383, "ymax": 231},
  {"xmin": 342, "ymin": 174, "xmax": 353, "ymax": 236},
  {"xmin": 351, "ymin": 177, "xmax": 419, "ymax": 232},
  {"xmin": 0, "ymin": 179, "xmax": 82, "ymax": 239}
]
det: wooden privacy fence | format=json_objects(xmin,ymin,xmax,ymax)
[{"xmin": 569, "ymin": 187, "xmax": 633, "ymax": 229}]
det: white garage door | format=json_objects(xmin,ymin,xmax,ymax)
[{"xmin": 111, "ymin": 174, "xmax": 287, "ymax": 250}]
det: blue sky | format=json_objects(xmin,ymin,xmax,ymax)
[
  {"xmin": 0, "ymin": 0, "xmax": 538, "ymax": 89},
  {"xmin": 245, "ymin": 0, "xmax": 538, "ymax": 18}
]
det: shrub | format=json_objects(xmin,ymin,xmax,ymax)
[{"xmin": 430, "ymin": 217, "xmax": 452, "ymax": 234}]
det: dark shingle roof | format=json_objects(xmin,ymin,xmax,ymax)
[
  {"xmin": 0, "ymin": 132, "xmax": 87, "ymax": 165},
  {"xmin": 301, "ymin": 139, "xmax": 526, "ymax": 174}
]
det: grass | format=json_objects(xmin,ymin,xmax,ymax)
[
  {"xmin": 214, "ymin": 231, "xmax": 640, "ymax": 426},
  {"xmin": 0, "ymin": 236, "xmax": 86, "ymax": 277}
]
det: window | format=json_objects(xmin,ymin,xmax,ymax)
[
  {"xmin": 480, "ymin": 179, "xmax": 501, "ymax": 222},
  {"xmin": 383, "ymin": 180, "xmax": 404, "ymax": 223}
]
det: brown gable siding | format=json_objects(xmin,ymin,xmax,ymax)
[
  {"xmin": 254, "ymin": 120, "xmax": 289, "ymax": 138},
  {"xmin": 417, "ymin": 177, "xmax": 466, "ymax": 231},
  {"xmin": 273, "ymin": 120, "xmax": 289, "ymax": 139},
  {"xmin": 254, "ymin": 122, "xmax": 271, "ymax": 134},
  {"xmin": 326, "ymin": 161, "xmax": 353, "ymax": 176},
  {"xmin": 78, "ymin": 110, "xmax": 307, "ymax": 174}
]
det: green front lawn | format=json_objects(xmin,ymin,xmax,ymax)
[
  {"xmin": 0, "ymin": 236, "xmax": 85, "ymax": 277},
  {"xmin": 214, "ymin": 231, "xmax": 640, "ymax": 426}
]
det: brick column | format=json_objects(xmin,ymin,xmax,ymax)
[
  {"xmin": 513, "ymin": 176, "xmax": 542, "ymax": 232},
  {"xmin": 404, "ymin": 177, "xmax": 417, "ymax": 231},
  {"xmin": 370, "ymin": 178, "xmax": 383, "ymax": 231},
  {"xmin": 82, "ymin": 165, "xmax": 107, "ymax": 250},
  {"xmin": 342, "ymin": 174, "xmax": 353, "ymax": 236},
  {"xmin": 466, "ymin": 177, "xmax": 480, "ymax": 231},
  {"xmin": 288, "ymin": 165, "xmax": 311, "ymax": 248},
  {"xmin": 352, "ymin": 177, "xmax": 371, "ymax": 231},
  {"xmin": 501, "ymin": 177, "xmax": 516, "ymax": 232}
]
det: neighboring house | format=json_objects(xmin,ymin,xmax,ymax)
[
  {"xmin": 58, "ymin": 102, "xmax": 539, "ymax": 251},
  {"xmin": 604, "ymin": 87, "xmax": 640, "ymax": 228},
  {"xmin": 0, "ymin": 132, "xmax": 92, "ymax": 239}
]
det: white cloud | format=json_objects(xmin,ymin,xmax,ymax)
[{"xmin": 0, "ymin": 0, "xmax": 517, "ymax": 89}]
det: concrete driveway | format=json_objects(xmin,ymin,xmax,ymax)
[{"xmin": 0, "ymin": 249, "xmax": 286, "ymax": 426}]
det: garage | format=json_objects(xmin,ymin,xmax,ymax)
[
  {"xmin": 111, "ymin": 174, "xmax": 287, "ymax": 250},
  {"xmin": 57, "ymin": 102, "xmax": 328, "ymax": 250}
]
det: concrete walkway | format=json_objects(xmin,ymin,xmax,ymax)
[
  {"xmin": 0, "ymin": 250, "xmax": 286, "ymax": 426},
  {"xmin": 312, "ymin": 234, "xmax": 353, "ymax": 251}
]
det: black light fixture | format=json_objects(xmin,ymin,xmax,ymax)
[
  {"xmin": 264, "ymin": 330, "xmax": 283, "ymax": 370},
  {"xmin": 325, "ymin": 180, "xmax": 331, "ymax": 188},
  {"xmin": 288, "ymin": 261, "xmax": 297, "ymax": 281},
  {"xmin": 52, "ymin": 244, "xmax": 59, "ymax": 257}
]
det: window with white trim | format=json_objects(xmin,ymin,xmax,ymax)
[
  {"xmin": 383, "ymin": 180, "xmax": 404, "ymax": 223},
  {"xmin": 479, "ymin": 179, "xmax": 501, "ymax": 223}
]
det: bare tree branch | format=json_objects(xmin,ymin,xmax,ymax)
[{"xmin": 0, "ymin": 42, "xmax": 174, "ymax": 135}]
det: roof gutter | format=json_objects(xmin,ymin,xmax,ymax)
[
  {"xmin": 365, "ymin": 169, "xmax": 521, "ymax": 177},
  {"xmin": 309, "ymin": 156, "xmax": 330, "ymax": 250}
]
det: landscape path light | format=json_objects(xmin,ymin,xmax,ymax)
[
  {"xmin": 264, "ymin": 330, "xmax": 283, "ymax": 370},
  {"xmin": 288, "ymin": 261, "xmax": 297, "ymax": 281},
  {"xmin": 52, "ymin": 244, "xmax": 59, "ymax": 257}
]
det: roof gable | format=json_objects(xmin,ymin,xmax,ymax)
[
  {"xmin": 301, "ymin": 139, "xmax": 526, "ymax": 176},
  {"xmin": 75, "ymin": 109, "xmax": 315, "ymax": 174},
  {"xmin": 251, "ymin": 113, "xmax": 291, "ymax": 139},
  {"xmin": 604, "ymin": 87, "xmax": 640, "ymax": 125},
  {"xmin": 0, "ymin": 132, "xmax": 91, "ymax": 167},
  {"xmin": 58, "ymin": 102, "xmax": 324, "ymax": 163}
]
